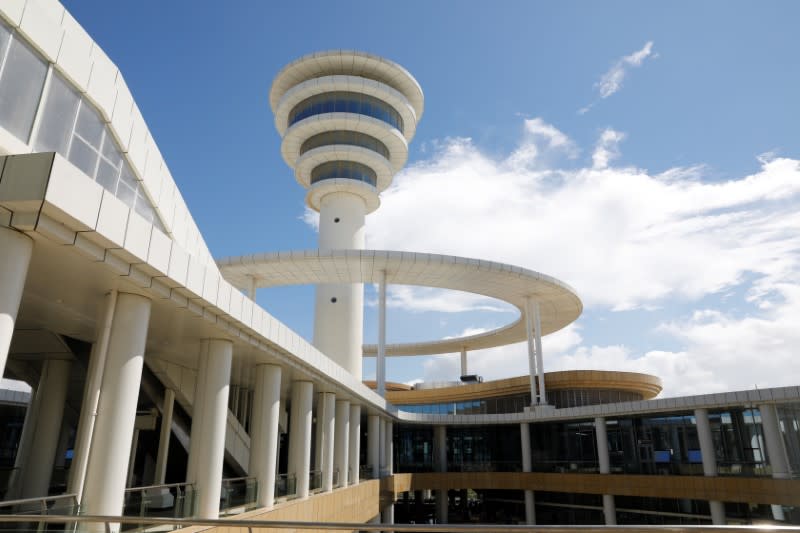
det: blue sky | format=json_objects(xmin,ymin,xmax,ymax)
[{"xmin": 62, "ymin": 1, "xmax": 800, "ymax": 397}]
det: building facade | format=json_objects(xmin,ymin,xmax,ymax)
[{"xmin": 0, "ymin": 0, "xmax": 798, "ymax": 529}]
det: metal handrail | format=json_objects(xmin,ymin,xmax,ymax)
[
  {"xmin": 0, "ymin": 514, "xmax": 798, "ymax": 532},
  {"xmin": 0, "ymin": 493, "xmax": 77, "ymax": 509},
  {"xmin": 123, "ymin": 481, "xmax": 194, "ymax": 492},
  {"xmin": 221, "ymin": 476, "xmax": 254, "ymax": 483}
]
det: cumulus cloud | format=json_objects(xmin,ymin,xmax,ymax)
[
  {"xmin": 353, "ymin": 119, "xmax": 800, "ymax": 395},
  {"xmin": 592, "ymin": 128, "xmax": 626, "ymax": 169},
  {"xmin": 580, "ymin": 41, "xmax": 656, "ymax": 113}
]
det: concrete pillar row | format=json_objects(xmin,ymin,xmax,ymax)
[
  {"xmin": 385, "ymin": 421, "xmax": 393, "ymax": 475},
  {"xmin": 759, "ymin": 403, "xmax": 791, "ymax": 521},
  {"xmin": 9, "ymin": 358, "xmax": 71, "ymax": 499},
  {"xmin": 288, "ymin": 381, "xmax": 314, "ymax": 499},
  {"xmin": 695, "ymin": 408, "xmax": 726, "ymax": 525},
  {"xmin": 0, "ymin": 226, "xmax": 33, "ymax": 381},
  {"xmin": 250, "ymin": 364, "xmax": 282, "ymax": 508},
  {"xmin": 321, "ymin": 392, "xmax": 336, "ymax": 492},
  {"xmin": 368, "ymin": 414, "xmax": 380, "ymax": 479},
  {"xmin": 81, "ymin": 292, "xmax": 152, "ymax": 523},
  {"xmin": 334, "ymin": 399, "xmax": 350, "ymax": 487},
  {"xmin": 193, "ymin": 339, "xmax": 233, "ymax": 519},
  {"xmin": 349, "ymin": 404, "xmax": 361, "ymax": 484},
  {"xmin": 594, "ymin": 417, "xmax": 617, "ymax": 525}
]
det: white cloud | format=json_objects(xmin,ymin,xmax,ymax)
[
  {"xmin": 580, "ymin": 41, "xmax": 656, "ymax": 113},
  {"xmin": 597, "ymin": 41, "xmax": 655, "ymax": 99},
  {"xmin": 367, "ymin": 285, "xmax": 514, "ymax": 314},
  {"xmin": 352, "ymin": 119, "xmax": 800, "ymax": 395},
  {"xmin": 592, "ymin": 128, "xmax": 625, "ymax": 169}
]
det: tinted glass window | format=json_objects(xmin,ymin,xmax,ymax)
[{"xmin": 0, "ymin": 28, "xmax": 47, "ymax": 142}]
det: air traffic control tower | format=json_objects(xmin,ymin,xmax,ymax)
[{"xmin": 269, "ymin": 51, "xmax": 424, "ymax": 379}]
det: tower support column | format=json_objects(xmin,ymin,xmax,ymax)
[
  {"xmin": 695, "ymin": 408, "xmax": 726, "ymax": 524},
  {"xmin": 288, "ymin": 381, "xmax": 313, "ymax": 498},
  {"xmin": 595, "ymin": 417, "xmax": 616, "ymax": 525},
  {"xmin": 0, "ymin": 226, "xmax": 33, "ymax": 380},
  {"xmin": 460, "ymin": 348, "xmax": 467, "ymax": 377},
  {"xmin": 250, "ymin": 364, "xmax": 282, "ymax": 508},
  {"xmin": 81, "ymin": 293, "xmax": 151, "ymax": 522},
  {"xmin": 334, "ymin": 399, "xmax": 350, "ymax": 487},
  {"xmin": 524, "ymin": 297, "xmax": 539, "ymax": 405},
  {"xmin": 349, "ymin": 404, "xmax": 361, "ymax": 484},
  {"xmin": 193, "ymin": 339, "xmax": 233, "ymax": 519},
  {"xmin": 312, "ymin": 193, "xmax": 366, "ymax": 378},
  {"xmin": 520, "ymin": 422, "xmax": 535, "ymax": 524}
]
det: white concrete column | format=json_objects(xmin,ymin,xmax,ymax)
[
  {"xmin": 594, "ymin": 417, "xmax": 616, "ymax": 525},
  {"xmin": 186, "ymin": 340, "xmax": 210, "ymax": 485},
  {"xmin": 349, "ymin": 404, "xmax": 361, "ymax": 484},
  {"xmin": 382, "ymin": 502, "xmax": 395, "ymax": 530},
  {"xmin": 377, "ymin": 269, "xmax": 387, "ymax": 397},
  {"xmin": 0, "ymin": 226, "xmax": 33, "ymax": 381},
  {"xmin": 524, "ymin": 297, "xmax": 539, "ymax": 405},
  {"xmin": 288, "ymin": 381, "xmax": 314, "ymax": 499},
  {"xmin": 6, "ymin": 384, "xmax": 40, "ymax": 500},
  {"xmin": 69, "ymin": 291, "xmax": 118, "ymax": 501},
  {"xmin": 313, "ymin": 193, "xmax": 366, "ymax": 378},
  {"xmin": 16, "ymin": 358, "xmax": 71, "ymax": 499},
  {"xmin": 334, "ymin": 399, "xmax": 350, "ymax": 487},
  {"xmin": 532, "ymin": 301, "xmax": 546, "ymax": 404},
  {"xmin": 759, "ymin": 403, "xmax": 790, "ymax": 521},
  {"xmin": 194, "ymin": 339, "xmax": 233, "ymax": 519},
  {"xmin": 187, "ymin": 346, "xmax": 209, "ymax": 483},
  {"xmin": 368, "ymin": 414, "xmax": 380, "ymax": 479},
  {"xmin": 314, "ymin": 392, "xmax": 325, "ymax": 474},
  {"xmin": 379, "ymin": 418, "xmax": 387, "ymax": 473},
  {"xmin": 82, "ymin": 293, "xmax": 151, "ymax": 520},
  {"xmin": 154, "ymin": 388, "xmax": 175, "ymax": 485},
  {"xmin": 250, "ymin": 364, "xmax": 282, "ymax": 508},
  {"xmin": 520, "ymin": 422, "xmax": 535, "ymax": 525},
  {"xmin": 385, "ymin": 421, "xmax": 393, "ymax": 475},
  {"xmin": 695, "ymin": 408, "xmax": 726, "ymax": 524},
  {"xmin": 321, "ymin": 392, "xmax": 336, "ymax": 492},
  {"xmin": 460, "ymin": 348, "xmax": 467, "ymax": 377}
]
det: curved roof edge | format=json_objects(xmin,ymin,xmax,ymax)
[{"xmin": 269, "ymin": 50, "xmax": 424, "ymax": 120}]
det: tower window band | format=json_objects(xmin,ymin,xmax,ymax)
[
  {"xmin": 310, "ymin": 161, "xmax": 377, "ymax": 187},
  {"xmin": 289, "ymin": 91, "xmax": 404, "ymax": 132},
  {"xmin": 300, "ymin": 131, "xmax": 390, "ymax": 160}
]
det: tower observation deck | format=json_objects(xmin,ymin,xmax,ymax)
[{"xmin": 270, "ymin": 51, "xmax": 425, "ymax": 378}]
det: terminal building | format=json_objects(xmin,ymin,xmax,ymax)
[{"xmin": 0, "ymin": 0, "xmax": 798, "ymax": 529}]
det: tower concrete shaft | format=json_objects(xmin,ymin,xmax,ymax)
[{"xmin": 271, "ymin": 51, "xmax": 423, "ymax": 380}]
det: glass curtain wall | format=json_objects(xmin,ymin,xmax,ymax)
[{"xmin": 0, "ymin": 19, "xmax": 166, "ymax": 232}]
